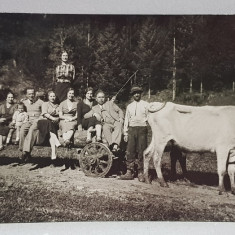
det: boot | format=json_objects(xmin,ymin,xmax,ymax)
[
  {"xmin": 138, "ymin": 171, "xmax": 145, "ymax": 182},
  {"xmin": 119, "ymin": 169, "xmax": 134, "ymax": 180}
]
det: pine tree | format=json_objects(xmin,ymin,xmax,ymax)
[
  {"xmin": 91, "ymin": 23, "xmax": 129, "ymax": 97},
  {"xmin": 134, "ymin": 16, "xmax": 170, "ymax": 93}
]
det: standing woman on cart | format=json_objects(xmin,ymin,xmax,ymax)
[{"xmin": 55, "ymin": 51, "xmax": 75, "ymax": 103}]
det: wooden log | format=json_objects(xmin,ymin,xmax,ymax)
[{"xmin": 0, "ymin": 145, "xmax": 80, "ymax": 160}]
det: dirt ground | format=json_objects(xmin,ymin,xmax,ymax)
[{"xmin": 0, "ymin": 146, "xmax": 235, "ymax": 222}]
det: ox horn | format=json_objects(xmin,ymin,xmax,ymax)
[{"xmin": 148, "ymin": 102, "xmax": 166, "ymax": 113}]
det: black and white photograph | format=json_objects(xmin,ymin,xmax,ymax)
[{"xmin": 0, "ymin": 0, "xmax": 235, "ymax": 233}]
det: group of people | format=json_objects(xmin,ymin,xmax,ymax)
[{"xmin": 0, "ymin": 50, "xmax": 150, "ymax": 182}]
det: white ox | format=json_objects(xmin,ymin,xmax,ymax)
[{"xmin": 143, "ymin": 102, "xmax": 235, "ymax": 195}]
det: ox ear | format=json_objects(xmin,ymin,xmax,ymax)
[{"xmin": 148, "ymin": 102, "xmax": 166, "ymax": 113}]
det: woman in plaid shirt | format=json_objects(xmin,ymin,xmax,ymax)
[{"xmin": 55, "ymin": 51, "xmax": 75, "ymax": 102}]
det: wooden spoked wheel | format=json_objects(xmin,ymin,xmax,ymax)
[{"xmin": 79, "ymin": 142, "xmax": 113, "ymax": 177}]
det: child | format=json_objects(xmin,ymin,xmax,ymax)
[{"xmin": 7, "ymin": 102, "xmax": 28, "ymax": 145}]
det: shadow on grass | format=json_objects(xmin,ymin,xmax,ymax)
[
  {"xmin": 0, "ymin": 156, "xmax": 80, "ymax": 171},
  {"xmin": 149, "ymin": 167, "xmax": 231, "ymax": 190}
]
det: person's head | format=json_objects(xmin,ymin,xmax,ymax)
[
  {"xmin": 67, "ymin": 88, "xmax": 75, "ymax": 101},
  {"xmin": 111, "ymin": 96, "xmax": 116, "ymax": 102},
  {"xmin": 26, "ymin": 88, "xmax": 35, "ymax": 102},
  {"xmin": 61, "ymin": 51, "xmax": 68, "ymax": 63},
  {"xmin": 130, "ymin": 85, "xmax": 143, "ymax": 102},
  {"xmin": 36, "ymin": 91, "xmax": 46, "ymax": 101},
  {"xmin": 95, "ymin": 90, "xmax": 105, "ymax": 105},
  {"xmin": 84, "ymin": 87, "xmax": 94, "ymax": 101},
  {"xmin": 17, "ymin": 102, "xmax": 26, "ymax": 113},
  {"xmin": 6, "ymin": 92, "xmax": 14, "ymax": 104},
  {"xmin": 48, "ymin": 91, "xmax": 56, "ymax": 103}
]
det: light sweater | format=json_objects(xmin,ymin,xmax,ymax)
[{"xmin": 123, "ymin": 100, "xmax": 149, "ymax": 136}]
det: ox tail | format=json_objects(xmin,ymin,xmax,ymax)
[{"xmin": 148, "ymin": 102, "xmax": 167, "ymax": 113}]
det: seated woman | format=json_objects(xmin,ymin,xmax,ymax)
[
  {"xmin": 59, "ymin": 88, "xmax": 77, "ymax": 147},
  {"xmin": 0, "ymin": 92, "xmax": 17, "ymax": 149},
  {"xmin": 77, "ymin": 87, "xmax": 102, "ymax": 143},
  {"xmin": 37, "ymin": 91, "xmax": 61, "ymax": 162}
]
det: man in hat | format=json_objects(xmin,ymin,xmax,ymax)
[{"xmin": 120, "ymin": 85, "xmax": 149, "ymax": 181}]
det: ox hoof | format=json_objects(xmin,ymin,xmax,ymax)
[
  {"xmin": 218, "ymin": 190, "xmax": 226, "ymax": 195},
  {"xmin": 159, "ymin": 180, "xmax": 168, "ymax": 188},
  {"xmin": 183, "ymin": 177, "xmax": 190, "ymax": 183},
  {"xmin": 231, "ymin": 188, "xmax": 235, "ymax": 195},
  {"xmin": 145, "ymin": 177, "xmax": 152, "ymax": 184}
]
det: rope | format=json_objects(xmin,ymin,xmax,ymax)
[{"xmin": 114, "ymin": 70, "xmax": 138, "ymax": 97}]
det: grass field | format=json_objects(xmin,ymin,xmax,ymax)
[{"xmin": 0, "ymin": 145, "xmax": 234, "ymax": 222}]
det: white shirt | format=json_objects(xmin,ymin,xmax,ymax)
[{"xmin": 123, "ymin": 100, "xmax": 149, "ymax": 136}]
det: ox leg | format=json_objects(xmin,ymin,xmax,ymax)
[
  {"xmin": 170, "ymin": 149, "xmax": 177, "ymax": 180},
  {"xmin": 228, "ymin": 165, "xmax": 235, "ymax": 195},
  {"xmin": 170, "ymin": 146, "xmax": 187, "ymax": 180},
  {"xmin": 216, "ymin": 148, "xmax": 229, "ymax": 195},
  {"xmin": 153, "ymin": 144, "xmax": 168, "ymax": 187},
  {"xmin": 143, "ymin": 142, "xmax": 154, "ymax": 184}
]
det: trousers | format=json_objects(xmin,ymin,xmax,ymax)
[
  {"xmin": 126, "ymin": 126, "xmax": 148, "ymax": 172},
  {"xmin": 19, "ymin": 120, "xmax": 39, "ymax": 153},
  {"xmin": 102, "ymin": 121, "xmax": 122, "ymax": 146}
]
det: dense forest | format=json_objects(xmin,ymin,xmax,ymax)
[{"xmin": 0, "ymin": 14, "xmax": 235, "ymax": 101}]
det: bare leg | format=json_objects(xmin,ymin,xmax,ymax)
[
  {"xmin": 87, "ymin": 127, "xmax": 92, "ymax": 141},
  {"xmin": 63, "ymin": 130, "xmax": 74, "ymax": 142},
  {"xmin": 95, "ymin": 124, "xmax": 102, "ymax": 141},
  {"xmin": 16, "ymin": 126, "xmax": 21, "ymax": 141},
  {"xmin": 6, "ymin": 129, "xmax": 14, "ymax": 144}
]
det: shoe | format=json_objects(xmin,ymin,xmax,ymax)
[
  {"xmin": 0, "ymin": 146, "xmax": 4, "ymax": 151},
  {"xmin": 119, "ymin": 170, "xmax": 134, "ymax": 180},
  {"xmin": 6, "ymin": 142, "xmax": 10, "ymax": 146},
  {"xmin": 138, "ymin": 172, "xmax": 145, "ymax": 182},
  {"xmin": 63, "ymin": 140, "xmax": 70, "ymax": 147},
  {"xmin": 112, "ymin": 145, "xmax": 120, "ymax": 152},
  {"xmin": 14, "ymin": 140, "xmax": 19, "ymax": 145},
  {"xmin": 96, "ymin": 137, "xmax": 102, "ymax": 143}
]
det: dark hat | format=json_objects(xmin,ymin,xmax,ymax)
[{"xmin": 130, "ymin": 85, "xmax": 143, "ymax": 94}]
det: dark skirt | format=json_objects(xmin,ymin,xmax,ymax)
[
  {"xmin": 82, "ymin": 116, "xmax": 101, "ymax": 130},
  {"xmin": 0, "ymin": 123, "xmax": 9, "ymax": 136},
  {"xmin": 55, "ymin": 82, "xmax": 71, "ymax": 103},
  {"xmin": 37, "ymin": 119, "xmax": 59, "ymax": 145}
]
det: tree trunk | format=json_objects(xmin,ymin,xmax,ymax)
[
  {"xmin": 190, "ymin": 78, "xmax": 193, "ymax": 93},
  {"xmin": 200, "ymin": 81, "xmax": 203, "ymax": 95},
  {"xmin": 172, "ymin": 37, "xmax": 176, "ymax": 101}
]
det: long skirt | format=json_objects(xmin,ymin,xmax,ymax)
[
  {"xmin": 59, "ymin": 120, "xmax": 77, "ymax": 134},
  {"xmin": 0, "ymin": 123, "xmax": 10, "ymax": 136},
  {"xmin": 55, "ymin": 82, "xmax": 71, "ymax": 103},
  {"xmin": 37, "ymin": 119, "xmax": 59, "ymax": 145},
  {"xmin": 82, "ymin": 116, "xmax": 101, "ymax": 130}
]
